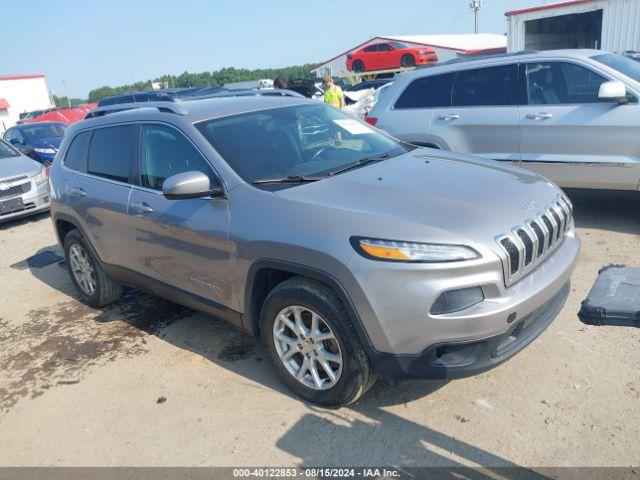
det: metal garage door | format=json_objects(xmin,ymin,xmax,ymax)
[{"xmin": 524, "ymin": 9, "xmax": 603, "ymax": 50}]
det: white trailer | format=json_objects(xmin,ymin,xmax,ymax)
[{"xmin": 507, "ymin": 0, "xmax": 640, "ymax": 54}]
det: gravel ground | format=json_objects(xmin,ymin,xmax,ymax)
[{"xmin": 0, "ymin": 191, "xmax": 638, "ymax": 468}]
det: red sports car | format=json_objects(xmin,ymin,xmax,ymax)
[{"xmin": 346, "ymin": 42, "xmax": 438, "ymax": 72}]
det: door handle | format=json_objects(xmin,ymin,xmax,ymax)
[
  {"xmin": 130, "ymin": 202, "xmax": 154, "ymax": 215},
  {"xmin": 437, "ymin": 114, "xmax": 461, "ymax": 121},
  {"xmin": 70, "ymin": 187, "xmax": 86, "ymax": 197},
  {"xmin": 526, "ymin": 112, "xmax": 554, "ymax": 120}
]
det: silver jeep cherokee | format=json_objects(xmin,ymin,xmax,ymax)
[{"xmin": 49, "ymin": 97, "xmax": 579, "ymax": 406}]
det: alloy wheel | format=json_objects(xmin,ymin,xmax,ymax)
[
  {"xmin": 272, "ymin": 305, "xmax": 343, "ymax": 390},
  {"xmin": 69, "ymin": 243, "xmax": 96, "ymax": 296}
]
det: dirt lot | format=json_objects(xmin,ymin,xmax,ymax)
[{"xmin": 0, "ymin": 191, "xmax": 638, "ymax": 468}]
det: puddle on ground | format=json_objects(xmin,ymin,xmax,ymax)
[
  {"xmin": 217, "ymin": 340, "xmax": 256, "ymax": 362},
  {"xmin": 0, "ymin": 291, "xmax": 193, "ymax": 412}
]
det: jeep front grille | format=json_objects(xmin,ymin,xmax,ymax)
[{"xmin": 496, "ymin": 196, "xmax": 573, "ymax": 286}]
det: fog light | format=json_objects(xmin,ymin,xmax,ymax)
[{"xmin": 430, "ymin": 287, "xmax": 484, "ymax": 315}]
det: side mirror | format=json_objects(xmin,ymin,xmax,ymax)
[
  {"xmin": 9, "ymin": 138, "xmax": 23, "ymax": 146},
  {"xmin": 162, "ymin": 170, "xmax": 225, "ymax": 200},
  {"xmin": 598, "ymin": 80, "xmax": 629, "ymax": 104}
]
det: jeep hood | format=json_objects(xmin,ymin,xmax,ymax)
[{"xmin": 274, "ymin": 150, "xmax": 564, "ymax": 245}]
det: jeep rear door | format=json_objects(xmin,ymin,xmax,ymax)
[
  {"xmin": 519, "ymin": 60, "xmax": 640, "ymax": 190},
  {"xmin": 67, "ymin": 124, "xmax": 137, "ymax": 267},
  {"xmin": 430, "ymin": 64, "xmax": 521, "ymax": 164},
  {"xmin": 127, "ymin": 123, "xmax": 234, "ymax": 310}
]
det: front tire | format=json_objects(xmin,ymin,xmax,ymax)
[
  {"xmin": 261, "ymin": 276, "xmax": 376, "ymax": 406},
  {"xmin": 401, "ymin": 54, "xmax": 416, "ymax": 67},
  {"xmin": 64, "ymin": 229, "xmax": 122, "ymax": 308}
]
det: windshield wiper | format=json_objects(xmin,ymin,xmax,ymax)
[
  {"xmin": 328, "ymin": 153, "xmax": 391, "ymax": 177},
  {"xmin": 252, "ymin": 175, "xmax": 322, "ymax": 185}
]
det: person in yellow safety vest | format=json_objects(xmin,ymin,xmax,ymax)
[{"xmin": 323, "ymin": 76, "xmax": 345, "ymax": 110}]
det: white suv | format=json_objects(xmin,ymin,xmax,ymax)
[{"xmin": 368, "ymin": 50, "xmax": 640, "ymax": 191}]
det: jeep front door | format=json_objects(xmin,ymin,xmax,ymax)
[{"xmin": 128, "ymin": 123, "xmax": 234, "ymax": 309}]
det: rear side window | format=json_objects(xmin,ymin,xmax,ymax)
[
  {"xmin": 87, "ymin": 125, "xmax": 135, "ymax": 183},
  {"xmin": 394, "ymin": 73, "xmax": 455, "ymax": 109},
  {"xmin": 452, "ymin": 65, "xmax": 518, "ymax": 107},
  {"xmin": 63, "ymin": 131, "xmax": 91, "ymax": 172}
]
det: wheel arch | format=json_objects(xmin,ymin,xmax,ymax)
[
  {"xmin": 243, "ymin": 259, "xmax": 374, "ymax": 350},
  {"xmin": 53, "ymin": 213, "xmax": 83, "ymax": 246}
]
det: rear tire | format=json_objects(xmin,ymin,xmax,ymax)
[
  {"xmin": 401, "ymin": 54, "xmax": 416, "ymax": 67},
  {"xmin": 260, "ymin": 276, "xmax": 376, "ymax": 406},
  {"xmin": 352, "ymin": 60, "xmax": 365, "ymax": 73},
  {"xmin": 63, "ymin": 229, "xmax": 122, "ymax": 308}
]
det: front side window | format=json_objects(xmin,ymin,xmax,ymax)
[
  {"xmin": 526, "ymin": 62, "xmax": 607, "ymax": 105},
  {"xmin": 378, "ymin": 44, "xmax": 393, "ymax": 51},
  {"xmin": 394, "ymin": 73, "xmax": 456, "ymax": 109},
  {"xmin": 452, "ymin": 65, "xmax": 517, "ymax": 107},
  {"xmin": 0, "ymin": 139, "xmax": 19, "ymax": 159},
  {"xmin": 196, "ymin": 103, "xmax": 409, "ymax": 184},
  {"xmin": 4, "ymin": 129, "xmax": 23, "ymax": 143},
  {"xmin": 87, "ymin": 125, "xmax": 135, "ymax": 182},
  {"xmin": 64, "ymin": 131, "xmax": 91, "ymax": 172},
  {"xmin": 140, "ymin": 124, "xmax": 214, "ymax": 190}
]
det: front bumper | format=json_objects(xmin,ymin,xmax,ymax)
[
  {"xmin": 414, "ymin": 56, "xmax": 438, "ymax": 66},
  {"xmin": 343, "ymin": 229, "xmax": 579, "ymax": 382},
  {"xmin": 0, "ymin": 178, "xmax": 50, "ymax": 223},
  {"xmin": 369, "ymin": 282, "xmax": 570, "ymax": 383}
]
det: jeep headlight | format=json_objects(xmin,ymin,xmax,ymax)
[
  {"xmin": 351, "ymin": 237, "xmax": 480, "ymax": 263},
  {"xmin": 35, "ymin": 168, "xmax": 48, "ymax": 185}
]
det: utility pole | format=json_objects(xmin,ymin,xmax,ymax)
[
  {"xmin": 61, "ymin": 80, "xmax": 71, "ymax": 108},
  {"xmin": 469, "ymin": 0, "xmax": 484, "ymax": 34}
]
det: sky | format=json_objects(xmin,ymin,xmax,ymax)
[{"xmin": 0, "ymin": 0, "xmax": 552, "ymax": 98}]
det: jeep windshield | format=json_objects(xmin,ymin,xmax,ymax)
[{"xmin": 195, "ymin": 103, "xmax": 411, "ymax": 185}]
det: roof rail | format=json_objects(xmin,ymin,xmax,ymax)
[
  {"xmin": 422, "ymin": 50, "xmax": 539, "ymax": 69},
  {"xmin": 84, "ymin": 102, "xmax": 188, "ymax": 119}
]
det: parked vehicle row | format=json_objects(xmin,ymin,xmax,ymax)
[
  {"xmin": 49, "ymin": 95, "xmax": 578, "ymax": 405},
  {"xmin": 96, "ymin": 86, "xmax": 304, "ymax": 107},
  {"xmin": 369, "ymin": 49, "xmax": 640, "ymax": 191}
]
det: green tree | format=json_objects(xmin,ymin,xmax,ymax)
[
  {"xmin": 52, "ymin": 95, "xmax": 87, "ymax": 108},
  {"xmin": 87, "ymin": 63, "xmax": 317, "ymax": 101}
]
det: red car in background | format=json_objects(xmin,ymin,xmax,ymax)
[{"xmin": 346, "ymin": 42, "xmax": 438, "ymax": 72}]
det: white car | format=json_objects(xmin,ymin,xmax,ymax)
[{"xmin": 344, "ymin": 83, "xmax": 392, "ymax": 119}]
